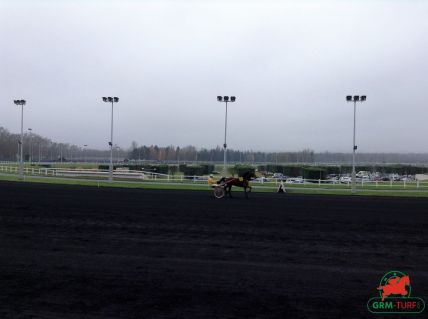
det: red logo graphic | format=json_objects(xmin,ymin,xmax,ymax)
[
  {"xmin": 367, "ymin": 271, "xmax": 425, "ymax": 314},
  {"xmin": 377, "ymin": 275, "xmax": 410, "ymax": 301}
]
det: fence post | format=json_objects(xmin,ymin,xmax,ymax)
[
  {"xmin": 390, "ymin": 180, "xmax": 393, "ymax": 187},
  {"xmin": 318, "ymin": 179, "xmax": 321, "ymax": 186},
  {"xmin": 417, "ymin": 180, "xmax": 420, "ymax": 188},
  {"xmin": 404, "ymin": 180, "xmax": 406, "ymax": 188}
]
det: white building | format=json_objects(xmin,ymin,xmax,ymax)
[{"xmin": 415, "ymin": 174, "xmax": 428, "ymax": 181}]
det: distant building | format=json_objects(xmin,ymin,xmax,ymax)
[{"xmin": 415, "ymin": 174, "xmax": 428, "ymax": 181}]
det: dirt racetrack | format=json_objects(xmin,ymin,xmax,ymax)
[{"xmin": 1, "ymin": 181, "xmax": 427, "ymax": 318}]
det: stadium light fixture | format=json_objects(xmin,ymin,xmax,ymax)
[
  {"xmin": 102, "ymin": 96, "xmax": 119, "ymax": 181},
  {"xmin": 14, "ymin": 99, "xmax": 26, "ymax": 179},
  {"xmin": 217, "ymin": 95, "xmax": 237, "ymax": 175},
  {"xmin": 346, "ymin": 95, "xmax": 367, "ymax": 193}
]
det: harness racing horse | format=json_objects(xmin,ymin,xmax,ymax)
[{"xmin": 219, "ymin": 171, "xmax": 256, "ymax": 198}]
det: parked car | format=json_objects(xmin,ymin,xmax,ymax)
[
  {"xmin": 193, "ymin": 176, "xmax": 208, "ymax": 181},
  {"xmin": 272, "ymin": 173, "xmax": 287, "ymax": 181},
  {"xmin": 340, "ymin": 176, "xmax": 352, "ymax": 183},
  {"xmin": 325, "ymin": 177, "xmax": 339, "ymax": 183}
]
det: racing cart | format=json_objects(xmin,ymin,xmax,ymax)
[{"xmin": 213, "ymin": 182, "xmax": 227, "ymax": 199}]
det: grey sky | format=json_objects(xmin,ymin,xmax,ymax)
[{"xmin": 1, "ymin": 0, "xmax": 427, "ymax": 152}]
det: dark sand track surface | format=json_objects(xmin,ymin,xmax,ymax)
[{"xmin": 1, "ymin": 181, "xmax": 427, "ymax": 318}]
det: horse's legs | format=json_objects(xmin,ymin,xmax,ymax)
[{"xmin": 227, "ymin": 185, "xmax": 233, "ymax": 198}]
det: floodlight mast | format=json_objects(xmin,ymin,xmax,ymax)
[
  {"xmin": 346, "ymin": 95, "xmax": 367, "ymax": 193},
  {"xmin": 102, "ymin": 96, "xmax": 119, "ymax": 181},
  {"xmin": 14, "ymin": 99, "xmax": 26, "ymax": 179},
  {"xmin": 28, "ymin": 128, "xmax": 33, "ymax": 163},
  {"xmin": 83, "ymin": 144, "xmax": 88, "ymax": 162},
  {"xmin": 217, "ymin": 96, "xmax": 236, "ymax": 175}
]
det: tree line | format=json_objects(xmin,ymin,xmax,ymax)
[
  {"xmin": 0, "ymin": 127, "xmax": 126, "ymax": 162},
  {"xmin": 128, "ymin": 143, "xmax": 316, "ymax": 163},
  {"xmin": 128, "ymin": 143, "xmax": 428, "ymax": 165},
  {"xmin": 1, "ymin": 126, "xmax": 427, "ymax": 164}
]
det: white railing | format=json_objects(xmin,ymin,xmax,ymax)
[
  {"xmin": 0, "ymin": 166, "xmax": 208, "ymax": 183},
  {"xmin": 1, "ymin": 165, "xmax": 427, "ymax": 190}
]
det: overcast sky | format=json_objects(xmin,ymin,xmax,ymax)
[{"xmin": 1, "ymin": 0, "xmax": 427, "ymax": 152}]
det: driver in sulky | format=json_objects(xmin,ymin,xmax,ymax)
[{"xmin": 208, "ymin": 174, "xmax": 217, "ymax": 186}]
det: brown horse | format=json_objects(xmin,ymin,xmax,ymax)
[{"xmin": 219, "ymin": 171, "xmax": 256, "ymax": 198}]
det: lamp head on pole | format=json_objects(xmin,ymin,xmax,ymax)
[
  {"xmin": 230, "ymin": 96, "xmax": 236, "ymax": 102},
  {"xmin": 353, "ymin": 95, "xmax": 360, "ymax": 101},
  {"xmin": 102, "ymin": 97, "xmax": 108, "ymax": 102},
  {"xmin": 223, "ymin": 96, "xmax": 229, "ymax": 102},
  {"xmin": 113, "ymin": 97, "xmax": 119, "ymax": 103},
  {"xmin": 14, "ymin": 99, "xmax": 26, "ymax": 106},
  {"xmin": 360, "ymin": 95, "xmax": 367, "ymax": 102},
  {"xmin": 107, "ymin": 97, "xmax": 113, "ymax": 102},
  {"xmin": 217, "ymin": 96, "xmax": 222, "ymax": 102},
  {"xmin": 346, "ymin": 95, "xmax": 352, "ymax": 102}
]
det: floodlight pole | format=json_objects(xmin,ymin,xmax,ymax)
[
  {"xmin": 20, "ymin": 104, "xmax": 24, "ymax": 177},
  {"xmin": 110, "ymin": 101, "xmax": 114, "ymax": 181},
  {"xmin": 14, "ymin": 99, "xmax": 26, "ymax": 180},
  {"xmin": 346, "ymin": 95, "xmax": 366, "ymax": 193},
  {"xmin": 28, "ymin": 128, "xmax": 33, "ymax": 163},
  {"xmin": 102, "ymin": 97, "xmax": 119, "ymax": 182},
  {"xmin": 83, "ymin": 144, "xmax": 88, "ymax": 163},
  {"xmin": 223, "ymin": 100, "xmax": 228, "ymax": 174},
  {"xmin": 352, "ymin": 100, "xmax": 357, "ymax": 193},
  {"xmin": 217, "ymin": 96, "xmax": 236, "ymax": 175}
]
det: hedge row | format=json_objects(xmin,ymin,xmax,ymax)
[
  {"xmin": 97, "ymin": 163, "xmax": 428, "ymax": 177},
  {"xmin": 98, "ymin": 164, "xmax": 214, "ymax": 176},
  {"xmin": 257, "ymin": 164, "xmax": 428, "ymax": 176}
]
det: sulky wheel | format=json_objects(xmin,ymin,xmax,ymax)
[{"xmin": 213, "ymin": 185, "xmax": 225, "ymax": 199}]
